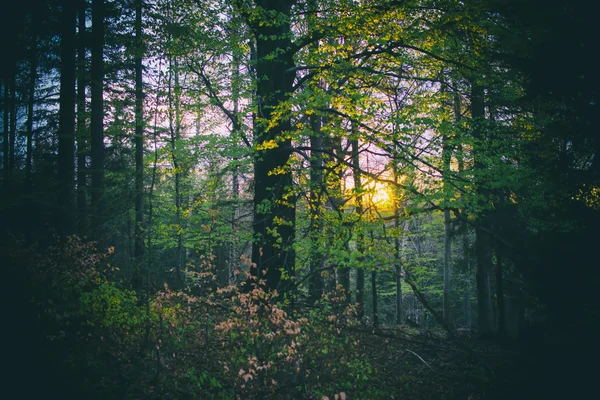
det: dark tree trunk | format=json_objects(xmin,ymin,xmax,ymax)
[
  {"xmin": 90, "ymin": 0, "xmax": 105, "ymax": 233},
  {"xmin": 57, "ymin": 0, "xmax": 77, "ymax": 233},
  {"xmin": 351, "ymin": 137, "xmax": 365, "ymax": 319},
  {"xmin": 472, "ymin": 83, "xmax": 494, "ymax": 336},
  {"xmin": 496, "ymin": 246, "xmax": 507, "ymax": 338},
  {"xmin": 9, "ymin": 76, "xmax": 16, "ymax": 171},
  {"xmin": 393, "ymin": 165, "xmax": 404, "ymax": 324},
  {"xmin": 168, "ymin": 57, "xmax": 184, "ymax": 285},
  {"xmin": 26, "ymin": 20, "xmax": 37, "ymax": 193},
  {"xmin": 308, "ymin": 117, "xmax": 325, "ymax": 303},
  {"xmin": 442, "ymin": 174, "xmax": 452, "ymax": 324},
  {"xmin": 372, "ymin": 269, "xmax": 378, "ymax": 327},
  {"xmin": 3, "ymin": 80, "xmax": 8, "ymax": 179},
  {"xmin": 134, "ymin": 0, "xmax": 145, "ymax": 290},
  {"xmin": 306, "ymin": 0, "xmax": 324, "ymax": 305},
  {"xmin": 249, "ymin": 0, "xmax": 296, "ymax": 295},
  {"xmin": 76, "ymin": 0, "xmax": 87, "ymax": 232}
]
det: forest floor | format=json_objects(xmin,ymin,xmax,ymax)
[{"xmin": 349, "ymin": 326, "xmax": 578, "ymax": 400}]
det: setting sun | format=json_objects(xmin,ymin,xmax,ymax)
[{"xmin": 367, "ymin": 181, "xmax": 391, "ymax": 207}]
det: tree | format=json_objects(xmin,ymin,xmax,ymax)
[
  {"xmin": 134, "ymin": 0, "xmax": 145, "ymax": 289},
  {"xmin": 90, "ymin": 0, "xmax": 105, "ymax": 233},
  {"xmin": 239, "ymin": 0, "xmax": 297, "ymax": 295},
  {"xmin": 57, "ymin": 0, "xmax": 77, "ymax": 233}
]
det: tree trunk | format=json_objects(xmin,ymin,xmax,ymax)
[
  {"xmin": 496, "ymin": 246, "xmax": 506, "ymax": 338},
  {"xmin": 57, "ymin": 0, "xmax": 77, "ymax": 233},
  {"xmin": 3, "ymin": 80, "xmax": 9, "ymax": 181},
  {"xmin": 250, "ymin": 0, "xmax": 296, "ymax": 295},
  {"xmin": 134, "ymin": 0, "xmax": 145, "ymax": 290},
  {"xmin": 472, "ymin": 83, "xmax": 494, "ymax": 336},
  {"xmin": 442, "ymin": 173, "xmax": 452, "ymax": 325},
  {"xmin": 228, "ymin": 45, "xmax": 241, "ymax": 283},
  {"xmin": 90, "ymin": 0, "xmax": 105, "ymax": 235},
  {"xmin": 393, "ymin": 165, "xmax": 404, "ymax": 324},
  {"xmin": 76, "ymin": 0, "xmax": 87, "ymax": 232},
  {"xmin": 351, "ymin": 137, "xmax": 365, "ymax": 319},
  {"xmin": 308, "ymin": 116, "xmax": 325, "ymax": 303},
  {"xmin": 26, "ymin": 25, "xmax": 37, "ymax": 192},
  {"xmin": 370, "ymin": 231, "xmax": 378, "ymax": 328},
  {"xmin": 168, "ymin": 57, "xmax": 184, "ymax": 285},
  {"xmin": 9, "ymin": 76, "xmax": 16, "ymax": 171}
]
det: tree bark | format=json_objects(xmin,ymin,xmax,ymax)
[
  {"xmin": 76, "ymin": 0, "xmax": 87, "ymax": 232},
  {"xmin": 168, "ymin": 57, "xmax": 184, "ymax": 285},
  {"xmin": 393, "ymin": 165, "xmax": 404, "ymax": 324},
  {"xmin": 26, "ymin": 24, "xmax": 37, "ymax": 192},
  {"xmin": 3, "ymin": 80, "xmax": 8, "ymax": 180},
  {"xmin": 442, "ymin": 158, "xmax": 452, "ymax": 325},
  {"xmin": 495, "ymin": 244, "xmax": 506, "ymax": 338},
  {"xmin": 308, "ymin": 114, "xmax": 325, "ymax": 303},
  {"xmin": 9, "ymin": 76, "xmax": 16, "ymax": 171},
  {"xmin": 57, "ymin": 0, "xmax": 77, "ymax": 233},
  {"xmin": 134, "ymin": 0, "xmax": 145, "ymax": 290},
  {"xmin": 351, "ymin": 137, "xmax": 365, "ymax": 319},
  {"xmin": 90, "ymin": 0, "xmax": 105, "ymax": 234},
  {"xmin": 249, "ymin": 0, "xmax": 296, "ymax": 295},
  {"xmin": 471, "ymin": 83, "xmax": 495, "ymax": 336}
]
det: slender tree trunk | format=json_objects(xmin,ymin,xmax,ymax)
[
  {"xmin": 496, "ymin": 247, "xmax": 506, "ymax": 338},
  {"xmin": 306, "ymin": 0, "xmax": 325, "ymax": 305},
  {"xmin": 351, "ymin": 137, "xmax": 365, "ymax": 319},
  {"xmin": 76, "ymin": 0, "xmax": 87, "ymax": 232},
  {"xmin": 3, "ymin": 80, "xmax": 9, "ymax": 181},
  {"xmin": 330, "ymin": 135, "xmax": 350, "ymax": 299},
  {"xmin": 455, "ymin": 88, "xmax": 472, "ymax": 331},
  {"xmin": 250, "ymin": 0, "xmax": 296, "ymax": 295},
  {"xmin": 26, "ymin": 26, "xmax": 37, "ymax": 192},
  {"xmin": 370, "ymin": 231, "xmax": 378, "ymax": 327},
  {"xmin": 228, "ymin": 49, "xmax": 241, "ymax": 283},
  {"xmin": 168, "ymin": 57, "xmax": 184, "ymax": 285},
  {"xmin": 393, "ymin": 165, "xmax": 404, "ymax": 324},
  {"xmin": 308, "ymin": 115, "xmax": 325, "ymax": 303},
  {"xmin": 472, "ymin": 83, "xmax": 494, "ymax": 336},
  {"xmin": 442, "ymin": 163, "xmax": 452, "ymax": 325},
  {"xmin": 442, "ymin": 83, "xmax": 454, "ymax": 325},
  {"xmin": 57, "ymin": 0, "xmax": 77, "ymax": 233},
  {"xmin": 134, "ymin": 0, "xmax": 145, "ymax": 290},
  {"xmin": 9, "ymin": 76, "xmax": 16, "ymax": 171},
  {"xmin": 90, "ymin": 0, "xmax": 105, "ymax": 235}
]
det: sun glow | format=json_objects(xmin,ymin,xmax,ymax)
[{"xmin": 366, "ymin": 181, "xmax": 391, "ymax": 208}]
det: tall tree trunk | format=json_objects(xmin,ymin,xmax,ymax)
[
  {"xmin": 455, "ymin": 88, "xmax": 472, "ymax": 330},
  {"xmin": 228, "ymin": 47, "xmax": 241, "ymax": 283},
  {"xmin": 26, "ymin": 25, "xmax": 37, "ymax": 192},
  {"xmin": 351, "ymin": 137, "xmax": 365, "ymax": 319},
  {"xmin": 306, "ymin": 0, "xmax": 325, "ymax": 305},
  {"xmin": 308, "ymin": 114, "xmax": 325, "ymax": 303},
  {"xmin": 372, "ymin": 268, "xmax": 378, "ymax": 327},
  {"xmin": 442, "ymin": 144, "xmax": 452, "ymax": 325},
  {"xmin": 370, "ymin": 231, "xmax": 378, "ymax": 328},
  {"xmin": 328, "ymin": 134, "xmax": 349, "ymax": 299},
  {"xmin": 134, "ymin": 0, "xmax": 145, "ymax": 290},
  {"xmin": 471, "ymin": 83, "xmax": 494, "ymax": 336},
  {"xmin": 495, "ymin": 247, "xmax": 506, "ymax": 338},
  {"xmin": 3, "ymin": 80, "xmax": 9, "ymax": 181},
  {"xmin": 90, "ymin": 0, "xmax": 105, "ymax": 235},
  {"xmin": 9, "ymin": 76, "xmax": 16, "ymax": 171},
  {"xmin": 76, "ymin": 0, "xmax": 87, "ymax": 232},
  {"xmin": 250, "ymin": 0, "xmax": 296, "ymax": 295},
  {"xmin": 393, "ymin": 165, "xmax": 404, "ymax": 324},
  {"xmin": 57, "ymin": 0, "xmax": 77, "ymax": 234},
  {"xmin": 168, "ymin": 57, "xmax": 184, "ymax": 285},
  {"xmin": 442, "ymin": 83, "xmax": 454, "ymax": 325}
]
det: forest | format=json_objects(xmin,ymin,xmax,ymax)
[{"xmin": 1, "ymin": 0, "xmax": 598, "ymax": 398}]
